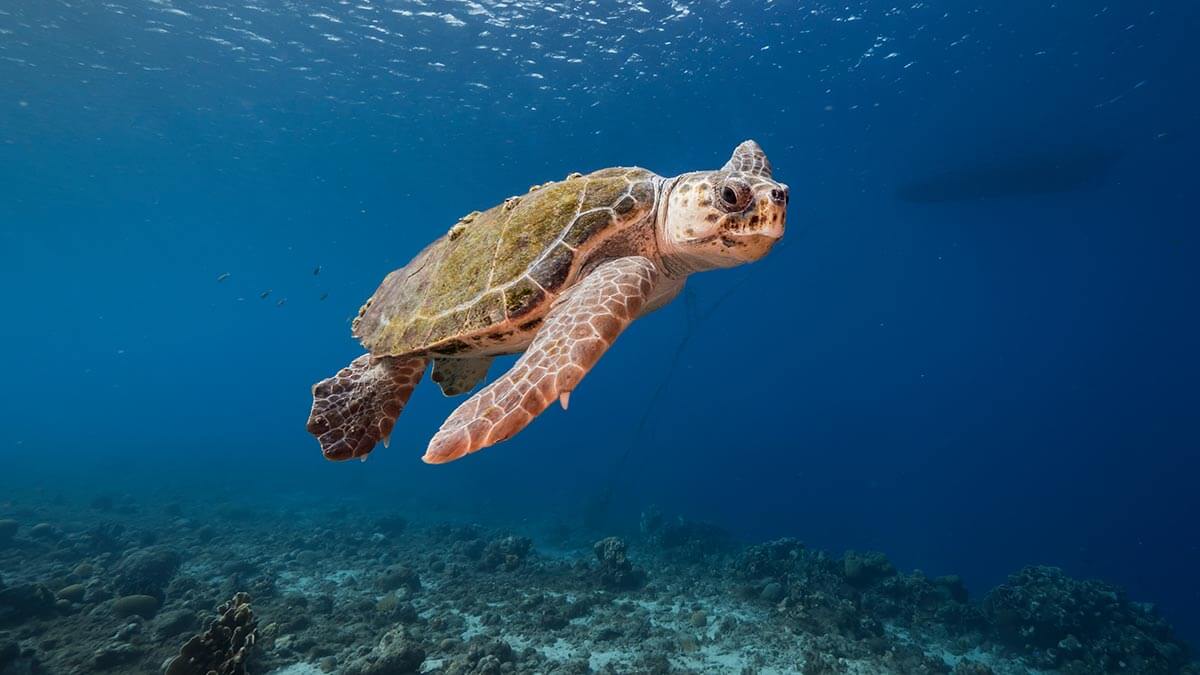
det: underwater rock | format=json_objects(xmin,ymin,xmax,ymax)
[
  {"xmin": 55, "ymin": 583, "xmax": 85, "ymax": 603},
  {"xmin": 376, "ymin": 592, "xmax": 419, "ymax": 623},
  {"xmin": 0, "ymin": 640, "xmax": 18, "ymax": 669},
  {"xmin": 112, "ymin": 547, "xmax": 181, "ymax": 599},
  {"xmin": 91, "ymin": 642, "xmax": 142, "ymax": 669},
  {"xmin": 983, "ymin": 565, "xmax": 1193, "ymax": 672},
  {"xmin": 375, "ymin": 564, "xmax": 421, "ymax": 593},
  {"xmin": 438, "ymin": 637, "xmax": 515, "ymax": 675},
  {"xmin": 0, "ymin": 639, "xmax": 40, "ymax": 674},
  {"xmin": 950, "ymin": 660, "xmax": 995, "ymax": 675},
  {"xmin": 343, "ymin": 626, "xmax": 425, "ymax": 675},
  {"xmin": 736, "ymin": 538, "xmax": 806, "ymax": 582},
  {"xmin": 112, "ymin": 594, "xmax": 159, "ymax": 619},
  {"xmin": 165, "ymin": 592, "xmax": 258, "ymax": 675},
  {"xmin": 0, "ymin": 519, "xmax": 17, "ymax": 545},
  {"xmin": 593, "ymin": 537, "xmax": 646, "ymax": 590},
  {"xmin": 760, "ymin": 581, "xmax": 784, "ymax": 602},
  {"xmin": 153, "ymin": 608, "xmax": 198, "ymax": 638},
  {"xmin": 842, "ymin": 550, "xmax": 896, "ymax": 587},
  {"xmin": 480, "ymin": 535, "xmax": 532, "ymax": 571},
  {"xmin": 641, "ymin": 509, "xmax": 731, "ymax": 562},
  {"xmin": 0, "ymin": 583, "xmax": 57, "ymax": 624},
  {"xmin": 27, "ymin": 523, "xmax": 59, "ymax": 541},
  {"xmin": 80, "ymin": 522, "xmax": 127, "ymax": 553}
]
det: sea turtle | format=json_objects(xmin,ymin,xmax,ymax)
[{"xmin": 307, "ymin": 140, "xmax": 789, "ymax": 464}]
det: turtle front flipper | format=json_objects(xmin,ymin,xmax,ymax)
[
  {"xmin": 423, "ymin": 256, "xmax": 659, "ymax": 464},
  {"xmin": 307, "ymin": 354, "xmax": 427, "ymax": 461}
]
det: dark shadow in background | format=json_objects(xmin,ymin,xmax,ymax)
[{"xmin": 896, "ymin": 145, "xmax": 1124, "ymax": 204}]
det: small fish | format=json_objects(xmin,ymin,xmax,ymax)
[
  {"xmin": 260, "ymin": 290, "xmax": 271, "ymax": 299},
  {"xmin": 313, "ymin": 265, "xmax": 322, "ymax": 276},
  {"xmin": 319, "ymin": 292, "xmax": 329, "ymax": 301},
  {"xmin": 216, "ymin": 272, "xmax": 231, "ymax": 282},
  {"xmin": 276, "ymin": 298, "xmax": 287, "ymax": 307}
]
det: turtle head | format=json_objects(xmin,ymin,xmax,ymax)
[{"xmin": 657, "ymin": 140, "xmax": 788, "ymax": 273}]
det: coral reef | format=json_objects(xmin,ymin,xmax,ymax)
[
  {"xmin": 481, "ymin": 535, "xmax": 532, "ymax": 571},
  {"xmin": 593, "ymin": 536, "xmax": 645, "ymax": 590},
  {"xmin": 0, "ymin": 491, "xmax": 1194, "ymax": 674},
  {"xmin": 165, "ymin": 592, "xmax": 258, "ymax": 675},
  {"xmin": 112, "ymin": 547, "xmax": 181, "ymax": 600},
  {"xmin": 342, "ymin": 626, "xmax": 425, "ymax": 675},
  {"xmin": 983, "ymin": 565, "xmax": 1192, "ymax": 673},
  {"xmin": 640, "ymin": 507, "xmax": 731, "ymax": 563}
]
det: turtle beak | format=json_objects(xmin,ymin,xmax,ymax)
[{"xmin": 752, "ymin": 183, "xmax": 787, "ymax": 241}]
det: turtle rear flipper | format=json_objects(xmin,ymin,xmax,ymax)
[{"xmin": 307, "ymin": 354, "xmax": 427, "ymax": 461}]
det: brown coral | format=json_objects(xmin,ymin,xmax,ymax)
[{"xmin": 165, "ymin": 592, "xmax": 258, "ymax": 675}]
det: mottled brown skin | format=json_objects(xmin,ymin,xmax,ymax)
[{"xmin": 307, "ymin": 141, "xmax": 789, "ymax": 463}]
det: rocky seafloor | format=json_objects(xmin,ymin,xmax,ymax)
[{"xmin": 0, "ymin": 494, "xmax": 1195, "ymax": 675}]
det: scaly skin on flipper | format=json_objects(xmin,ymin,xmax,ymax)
[
  {"xmin": 422, "ymin": 256, "xmax": 658, "ymax": 464},
  {"xmin": 307, "ymin": 355, "xmax": 427, "ymax": 460}
]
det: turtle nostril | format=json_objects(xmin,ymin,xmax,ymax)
[{"xmin": 769, "ymin": 188, "xmax": 786, "ymax": 205}]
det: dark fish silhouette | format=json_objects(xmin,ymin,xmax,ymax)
[{"xmin": 896, "ymin": 146, "xmax": 1122, "ymax": 203}]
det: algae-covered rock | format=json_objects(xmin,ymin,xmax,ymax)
[
  {"xmin": 375, "ymin": 564, "xmax": 421, "ymax": 593},
  {"xmin": 642, "ymin": 511, "xmax": 731, "ymax": 562},
  {"xmin": 112, "ymin": 547, "xmax": 180, "ymax": 599},
  {"xmin": 983, "ymin": 565, "xmax": 1193, "ymax": 672},
  {"xmin": 27, "ymin": 523, "xmax": 58, "ymax": 540},
  {"xmin": 153, "ymin": 608, "xmax": 197, "ymax": 638},
  {"xmin": 343, "ymin": 626, "xmax": 425, "ymax": 675},
  {"xmin": 842, "ymin": 550, "xmax": 896, "ymax": 587},
  {"xmin": 112, "ymin": 594, "xmax": 159, "ymax": 619},
  {"xmin": 481, "ymin": 535, "xmax": 532, "ymax": 571},
  {"xmin": 0, "ymin": 639, "xmax": 38, "ymax": 673},
  {"xmin": 436, "ymin": 637, "xmax": 515, "ymax": 675},
  {"xmin": 593, "ymin": 537, "xmax": 645, "ymax": 590},
  {"xmin": 0, "ymin": 583, "xmax": 57, "ymax": 624},
  {"xmin": 91, "ymin": 642, "xmax": 142, "ymax": 669},
  {"xmin": 56, "ymin": 584, "xmax": 85, "ymax": 603},
  {"xmin": 760, "ymin": 581, "xmax": 784, "ymax": 602},
  {"xmin": 735, "ymin": 538, "xmax": 806, "ymax": 582}
]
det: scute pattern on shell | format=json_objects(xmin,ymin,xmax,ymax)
[{"xmin": 352, "ymin": 167, "xmax": 658, "ymax": 356}]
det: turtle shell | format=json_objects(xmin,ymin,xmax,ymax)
[{"xmin": 352, "ymin": 167, "xmax": 659, "ymax": 356}]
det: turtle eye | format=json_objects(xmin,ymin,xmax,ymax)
[{"xmin": 716, "ymin": 179, "xmax": 751, "ymax": 212}]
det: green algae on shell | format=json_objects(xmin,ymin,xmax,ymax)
[{"xmin": 351, "ymin": 167, "xmax": 658, "ymax": 356}]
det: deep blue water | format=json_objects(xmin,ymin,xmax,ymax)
[{"xmin": 4, "ymin": 0, "xmax": 1199, "ymax": 647}]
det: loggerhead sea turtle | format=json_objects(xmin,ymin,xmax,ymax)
[{"xmin": 307, "ymin": 140, "xmax": 789, "ymax": 464}]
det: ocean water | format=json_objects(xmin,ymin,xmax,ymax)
[{"xmin": 3, "ymin": 1, "xmax": 1199, "ymax": 673}]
